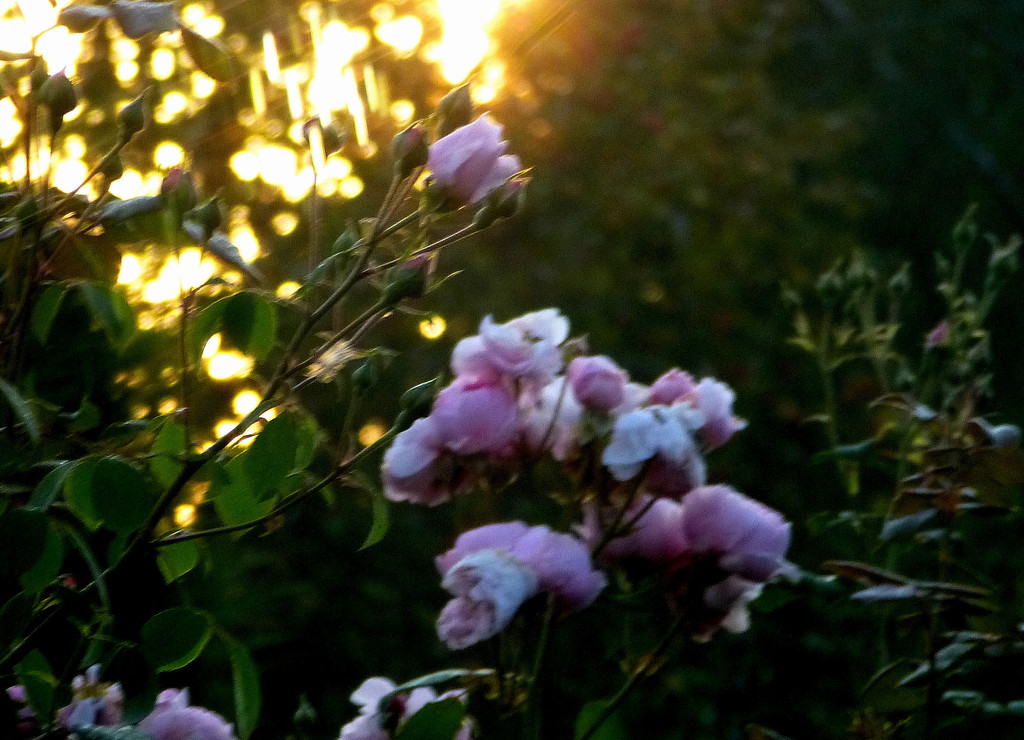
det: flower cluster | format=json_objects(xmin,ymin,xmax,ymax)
[
  {"xmin": 379, "ymin": 308, "xmax": 787, "ymax": 650},
  {"xmin": 338, "ymin": 677, "xmax": 472, "ymax": 740},
  {"xmin": 383, "ymin": 308, "xmax": 745, "ymax": 505},
  {"xmin": 9, "ymin": 667, "xmax": 235, "ymax": 740}
]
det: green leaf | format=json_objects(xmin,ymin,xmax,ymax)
[
  {"xmin": 19, "ymin": 521, "xmax": 63, "ymax": 592},
  {"xmin": 395, "ymin": 699, "xmax": 465, "ymax": 740},
  {"xmin": 79, "ymin": 283, "xmax": 135, "ymax": 348},
  {"xmin": 226, "ymin": 637, "xmax": 261, "ymax": 740},
  {"xmin": 360, "ymin": 486, "xmax": 390, "ymax": 550},
  {"xmin": 65, "ymin": 459, "xmax": 101, "ymax": 529},
  {"xmin": 141, "ymin": 607, "xmax": 212, "ymax": 671},
  {"xmin": 66, "ymin": 399, "xmax": 102, "ymax": 432},
  {"xmin": 880, "ymin": 510, "xmax": 938, "ymax": 541},
  {"xmin": 105, "ymin": 645, "xmax": 157, "ymax": 723},
  {"xmin": 222, "ymin": 292, "xmax": 276, "ymax": 360},
  {"xmin": 30, "ymin": 285, "xmax": 65, "ymax": 344},
  {"xmin": 89, "ymin": 456, "xmax": 154, "ymax": 533},
  {"xmin": 575, "ymin": 700, "xmax": 626, "ymax": 740},
  {"xmin": 291, "ymin": 412, "xmax": 319, "ymax": 470},
  {"xmin": 0, "ymin": 508, "xmax": 47, "ymax": 578},
  {"xmin": 204, "ymin": 232, "xmax": 264, "ymax": 286},
  {"xmin": 388, "ymin": 669, "xmax": 489, "ymax": 695},
  {"xmin": 0, "ymin": 378, "xmax": 40, "ymax": 444},
  {"xmin": 27, "ymin": 461, "xmax": 75, "ymax": 511},
  {"xmin": 211, "ymin": 458, "xmax": 274, "ymax": 528},
  {"xmin": 150, "ymin": 420, "xmax": 187, "ymax": 488},
  {"xmin": 242, "ymin": 415, "xmax": 296, "ymax": 500},
  {"xmin": 181, "ymin": 24, "xmax": 236, "ymax": 81},
  {"xmin": 157, "ymin": 540, "xmax": 199, "ymax": 583},
  {"xmin": 0, "ymin": 592, "xmax": 32, "ymax": 653},
  {"xmin": 16, "ymin": 649, "xmax": 55, "ymax": 719}
]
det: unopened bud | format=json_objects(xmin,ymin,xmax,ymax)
[
  {"xmin": 846, "ymin": 257, "xmax": 876, "ymax": 290},
  {"xmin": 350, "ymin": 360, "xmax": 380, "ymax": 395},
  {"xmin": 472, "ymin": 204, "xmax": 496, "ymax": 230},
  {"xmin": 117, "ymin": 92, "xmax": 149, "ymax": 141},
  {"xmin": 100, "ymin": 152, "xmax": 124, "ymax": 182},
  {"xmin": 160, "ymin": 167, "xmax": 198, "ymax": 218},
  {"xmin": 491, "ymin": 177, "xmax": 527, "ymax": 219},
  {"xmin": 924, "ymin": 319, "xmax": 950, "ymax": 350},
  {"xmin": 436, "ymin": 85, "xmax": 472, "ymax": 138},
  {"xmin": 400, "ymin": 378, "xmax": 439, "ymax": 419},
  {"xmin": 381, "ymin": 262, "xmax": 427, "ymax": 306},
  {"xmin": 392, "ymin": 123, "xmax": 428, "ymax": 179},
  {"xmin": 185, "ymin": 198, "xmax": 223, "ymax": 240},
  {"xmin": 39, "ymin": 73, "xmax": 78, "ymax": 126}
]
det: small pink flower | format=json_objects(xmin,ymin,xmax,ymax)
[
  {"xmin": 648, "ymin": 369, "xmax": 696, "ymax": 406},
  {"xmin": 451, "ymin": 309, "xmax": 569, "ymax": 391},
  {"xmin": 436, "ymin": 522, "xmax": 606, "ymax": 649},
  {"xmin": 339, "ymin": 677, "xmax": 472, "ymax": 740},
  {"xmin": 678, "ymin": 485, "xmax": 791, "ymax": 582},
  {"xmin": 427, "ymin": 114, "xmax": 521, "ymax": 204},
  {"xmin": 56, "ymin": 665, "xmax": 123, "ymax": 728},
  {"xmin": 520, "ymin": 377, "xmax": 583, "ymax": 461},
  {"xmin": 601, "ymin": 405, "xmax": 707, "ymax": 496},
  {"xmin": 138, "ymin": 688, "xmax": 236, "ymax": 740},
  {"xmin": 382, "ymin": 418, "xmax": 451, "ymax": 505},
  {"xmin": 431, "ymin": 375, "xmax": 519, "ymax": 456},
  {"xmin": 567, "ymin": 355, "xmax": 628, "ymax": 412},
  {"xmin": 691, "ymin": 378, "xmax": 746, "ymax": 451},
  {"xmin": 925, "ymin": 319, "xmax": 950, "ymax": 350}
]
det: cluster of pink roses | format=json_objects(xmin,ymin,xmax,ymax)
[
  {"xmin": 355, "ymin": 308, "xmax": 791, "ymax": 735},
  {"xmin": 8, "ymin": 666, "xmax": 236, "ymax": 739},
  {"xmin": 382, "ymin": 307, "xmax": 745, "ymax": 506}
]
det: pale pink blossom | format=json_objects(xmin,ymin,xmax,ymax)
[
  {"xmin": 520, "ymin": 377, "xmax": 583, "ymax": 461},
  {"xmin": 451, "ymin": 309, "xmax": 569, "ymax": 390},
  {"xmin": 431, "ymin": 375, "xmax": 518, "ymax": 455},
  {"xmin": 648, "ymin": 369, "xmax": 696, "ymax": 406},
  {"xmin": 436, "ymin": 523, "xmax": 606, "ymax": 649},
  {"xmin": 567, "ymin": 355, "xmax": 628, "ymax": 412},
  {"xmin": 427, "ymin": 114, "xmax": 521, "ymax": 204},
  {"xmin": 581, "ymin": 497, "xmax": 687, "ymax": 564},
  {"xmin": 382, "ymin": 418, "xmax": 453, "ymax": 506},
  {"xmin": 138, "ymin": 688, "xmax": 236, "ymax": 740},
  {"xmin": 601, "ymin": 405, "xmax": 707, "ymax": 496},
  {"xmin": 691, "ymin": 378, "xmax": 746, "ymax": 451},
  {"xmin": 339, "ymin": 677, "xmax": 472, "ymax": 740},
  {"xmin": 56, "ymin": 665, "xmax": 123, "ymax": 728},
  {"xmin": 690, "ymin": 575, "xmax": 765, "ymax": 642},
  {"xmin": 678, "ymin": 485, "xmax": 791, "ymax": 582},
  {"xmin": 925, "ymin": 319, "xmax": 950, "ymax": 350}
]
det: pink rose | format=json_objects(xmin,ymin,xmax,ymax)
[
  {"xmin": 382, "ymin": 418, "xmax": 453, "ymax": 506},
  {"xmin": 582, "ymin": 497, "xmax": 687, "ymax": 564},
  {"xmin": 427, "ymin": 114, "xmax": 522, "ymax": 204},
  {"xmin": 138, "ymin": 688, "xmax": 236, "ymax": 740},
  {"xmin": 431, "ymin": 375, "xmax": 519, "ymax": 455},
  {"xmin": 436, "ymin": 522, "xmax": 606, "ymax": 649},
  {"xmin": 339, "ymin": 678, "xmax": 472, "ymax": 740},
  {"xmin": 678, "ymin": 485, "xmax": 791, "ymax": 582},
  {"xmin": 691, "ymin": 378, "xmax": 746, "ymax": 451},
  {"xmin": 648, "ymin": 369, "xmax": 696, "ymax": 406},
  {"xmin": 56, "ymin": 665, "xmax": 123, "ymax": 729},
  {"xmin": 601, "ymin": 405, "xmax": 707, "ymax": 497},
  {"xmin": 451, "ymin": 309, "xmax": 569, "ymax": 391},
  {"xmin": 520, "ymin": 377, "xmax": 583, "ymax": 461},
  {"xmin": 567, "ymin": 355, "xmax": 628, "ymax": 412}
]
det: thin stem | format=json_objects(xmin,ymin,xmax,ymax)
[
  {"xmin": 361, "ymin": 222, "xmax": 477, "ymax": 278},
  {"xmin": 524, "ymin": 594, "xmax": 557, "ymax": 740},
  {"xmin": 151, "ymin": 424, "xmax": 399, "ymax": 546},
  {"xmin": 577, "ymin": 615, "xmax": 686, "ymax": 740}
]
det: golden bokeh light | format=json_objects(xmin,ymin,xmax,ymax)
[
  {"xmin": 358, "ymin": 420, "xmax": 387, "ymax": 447},
  {"xmin": 232, "ymin": 389, "xmax": 261, "ymax": 416},
  {"xmin": 419, "ymin": 315, "xmax": 447, "ymax": 340},
  {"xmin": 276, "ymin": 281, "xmax": 301, "ymax": 298},
  {"xmin": 173, "ymin": 503, "xmax": 197, "ymax": 528},
  {"xmin": 206, "ymin": 351, "xmax": 254, "ymax": 380},
  {"xmin": 117, "ymin": 253, "xmax": 143, "ymax": 285}
]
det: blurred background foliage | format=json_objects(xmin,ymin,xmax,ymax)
[{"xmin": 31, "ymin": 0, "xmax": 1024, "ymax": 736}]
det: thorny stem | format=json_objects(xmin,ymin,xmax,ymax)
[
  {"xmin": 362, "ymin": 222, "xmax": 477, "ymax": 278},
  {"xmin": 590, "ymin": 480, "xmax": 644, "ymax": 560},
  {"xmin": 577, "ymin": 615, "xmax": 687, "ymax": 740}
]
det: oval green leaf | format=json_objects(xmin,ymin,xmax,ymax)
[
  {"xmin": 141, "ymin": 607, "xmax": 212, "ymax": 672},
  {"xmin": 90, "ymin": 456, "xmax": 154, "ymax": 533}
]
